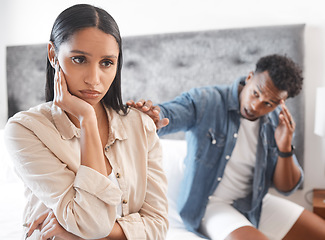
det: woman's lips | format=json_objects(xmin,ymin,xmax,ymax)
[{"xmin": 79, "ymin": 90, "xmax": 101, "ymax": 99}]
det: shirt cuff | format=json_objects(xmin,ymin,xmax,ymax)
[
  {"xmin": 117, "ymin": 213, "xmax": 146, "ymax": 240},
  {"xmin": 74, "ymin": 165, "xmax": 123, "ymax": 205}
]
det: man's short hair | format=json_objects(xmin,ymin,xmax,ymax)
[{"xmin": 255, "ymin": 54, "xmax": 303, "ymax": 98}]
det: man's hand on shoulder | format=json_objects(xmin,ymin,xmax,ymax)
[{"xmin": 126, "ymin": 99, "xmax": 169, "ymax": 130}]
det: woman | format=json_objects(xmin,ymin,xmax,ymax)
[{"xmin": 5, "ymin": 4, "xmax": 168, "ymax": 240}]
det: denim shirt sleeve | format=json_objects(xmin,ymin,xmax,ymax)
[{"xmin": 157, "ymin": 87, "xmax": 207, "ymax": 136}]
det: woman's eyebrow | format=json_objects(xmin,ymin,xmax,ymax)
[
  {"xmin": 70, "ymin": 50, "xmax": 91, "ymax": 56},
  {"xmin": 70, "ymin": 50, "xmax": 117, "ymax": 59},
  {"xmin": 102, "ymin": 55, "xmax": 118, "ymax": 59}
]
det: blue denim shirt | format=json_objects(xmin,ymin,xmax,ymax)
[{"xmin": 158, "ymin": 77, "xmax": 303, "ymax": 237}]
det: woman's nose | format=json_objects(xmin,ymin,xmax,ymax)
[{"xmin": 84, "ymin": 66, "xmax": 100, "ymax": 85}]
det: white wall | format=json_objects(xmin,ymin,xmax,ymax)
[{"xmin": 1, "ymin": 0, "xmax": 325, "ymax": 210}]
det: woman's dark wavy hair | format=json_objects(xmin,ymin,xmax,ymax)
[
  {"xmin": 46, "ymin": 4, "xmax": 128, "ymax": 114},
  {"xmin": 255, "ymin": 54, "xmax": 303, "ymax": 98}
]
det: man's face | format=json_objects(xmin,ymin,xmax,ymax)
[{"xmin": 239, "ymin": 71, "xmax": 288, "ymax": 121}]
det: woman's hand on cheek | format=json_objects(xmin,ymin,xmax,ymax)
[{"xmin": 54, "ymin": 63, "xmax": 95, "ymax": 122}]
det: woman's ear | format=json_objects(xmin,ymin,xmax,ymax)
[{"xmin": 47, "ymin": 41, "xmax": 57, "ymax": 68}]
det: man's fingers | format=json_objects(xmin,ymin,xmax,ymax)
[
  {"xmin": 151, "ymin": 105, "xmax": 161, "ymax": 115},
  {"xmin": 128, "ymin": 99, "xmax": 159, "ymax": 114},
  {"xmin": 279, "ymin": 111, "xmax": 295, "ymax": 130},
  {"xmin": 127, "ymin": 99, "xmax": 166, "ymax": 129},
  {"xmin": 135, "ymin": 99, "xmax": 146, "ymax": 108},
  {"xmin": 142, "ymin": 100, "xmax": 153, "ymax": 111},
  {"xmin": 281, "ymin": 101, "xmax": 295, "ymax": 126},
  {"xmin": 279, "ymin": 102, "xmax": 292, "ymax": 130},
  {"xmin": 126, "ymin": 100, "xmax": 135, "ymax": 107},
  {"xmin": 156, "ymin": 118, "xmax": 169, "ymax": 130}
]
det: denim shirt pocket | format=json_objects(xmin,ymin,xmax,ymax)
[{"xmin": 196, "ymin": 128, "xmax": 226, "ymax": 167}]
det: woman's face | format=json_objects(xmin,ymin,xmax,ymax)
[{"xmin": 56, "ymin": 27, "xmax": 119, "ymax": 107}]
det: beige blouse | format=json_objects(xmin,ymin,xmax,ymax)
[{"xmin": 4, "ymin": 102, "xmax": 168, "ymax": 240}]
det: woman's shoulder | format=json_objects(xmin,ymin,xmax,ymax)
[
  {"xmin": 118, "ymin": 107, "xmax": 157, "ymax": 132},
  {"xmin": 9, "ymin": 102, "xmax": 52, "ymax": 120},
  {"xmin": 6, "ymin": 102, "xmax": 55, "ymax": 131}
]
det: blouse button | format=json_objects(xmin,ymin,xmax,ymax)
[
  {"xmin": 105, "ymin": 146, "xmax": 110, "ymax": 151},
  {"xmin": 122, "ymin": 199, "xmax": 128, "ymax": 204},
  {"xmin": 217, "ymin": 177, "xmax": 222, "ymax": 182},
  {"xmin": 225, "ymin": 155, "xmax": 230, "ymax": 160},
  {"xmin": 116, "ymin": 172, "xmax": 120, "ymax": 178},
  {"xmin": 234, "ymin": 133, "xmax": 238, "ymax": 138}
]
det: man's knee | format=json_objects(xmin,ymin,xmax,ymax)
[{"xmin": 225, "ymin": 226, "xmax": 269, "ymax": 240}]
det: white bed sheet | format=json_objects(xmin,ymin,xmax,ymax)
[{"xmin": 0, "ymin": 129, "xmax": 26, "ymax": 239}]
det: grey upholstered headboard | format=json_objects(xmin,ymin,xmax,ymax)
[{"xmin": 6, "ymin": 24, "xmax": 305, "ymax": 168}]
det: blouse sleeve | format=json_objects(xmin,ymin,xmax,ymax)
[
  {"xmin": 5, "ymin": 119, "xmax": 122, "ymax": 239},
  {"xmin": 117, "ymin": 118, "xmax": 169, "ymax": 240}
]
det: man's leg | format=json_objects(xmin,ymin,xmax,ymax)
[
  {"xmin": 283, "ymin": 209, "xmax": 325, "ymax": 240},
  {"xmin": 258, "ymin": 194, "xmax": 304, "ymax": 240},
  {"xmin": 225, "ymin": 226, "xmax": 269, "ymax": 240},
  {"xmin": 200, "ymin": 199, "xmax": 266, "ymax": 240}
]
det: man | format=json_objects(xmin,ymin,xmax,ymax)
[{"xmin": 128, "ymin": 54, "xmax": 325, "ymax": 240}]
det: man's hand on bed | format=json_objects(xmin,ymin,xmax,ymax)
[
  {"xmin": 25, "ymin": 209, "xmax": 81, "ymax": 240},
  {"xmin": 126, "ymin": 99, "xmax": 169, "ymax": 129}
]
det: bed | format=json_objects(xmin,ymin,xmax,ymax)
[{"xmin": 1, "ymin": 24, "xmax": 305, "ymax": 239}]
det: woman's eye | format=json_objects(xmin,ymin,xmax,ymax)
[
  {"xmin": 253, "ymin": 90, "xmax": 259, "ymax": 97},
  {"xmin": 101, "ymin": 60, "xmax": 114, "ymax": 68},
  {"xmin": 71, "ymin": 56, "xmax": 86, "ymax": 64}
]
